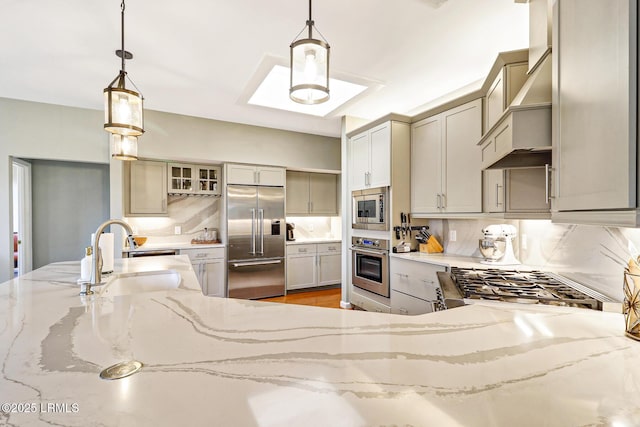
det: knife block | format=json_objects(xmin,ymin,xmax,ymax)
[{"xmin": 419, "ymin": 236, "xmax": 443, "ymax": 253}]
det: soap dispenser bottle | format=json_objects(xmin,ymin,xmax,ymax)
[{"xmin": 80, "ymin": 246, "xmax": 93, "ymax": 281}]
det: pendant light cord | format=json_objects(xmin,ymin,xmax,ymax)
[
  {"xmin": 120, "ymin": 0, "xmax": 126, "ymax": 72},
  {"xmin": 307, "ymin": 0, "xmax": 313, "ymax": 38}
]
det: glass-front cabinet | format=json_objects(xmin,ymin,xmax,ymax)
[
  {"xmin": 168, "ymin": 163, "xmax": 221, "ymax": 195},
  {"xmin": 169, "ymin": 163, "xmax": 194, "ymax": 193},
  {"xmin": 196, "ymin": 166, "xmax": 219, "ymax": 194}
]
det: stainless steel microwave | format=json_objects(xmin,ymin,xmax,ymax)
[{"xmin": 352, "ymin": 187, "xmax": 388, "ymax": 230}]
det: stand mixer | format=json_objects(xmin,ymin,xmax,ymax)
[{"xmin": 479, "ymin": 224, "xmax": 520, "ymax": 265}]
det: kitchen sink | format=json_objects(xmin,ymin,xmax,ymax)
[{"xmin": 99, "ymin": 270, "xmax": 182, "ymax": 297}]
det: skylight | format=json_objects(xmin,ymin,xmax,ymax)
[{"xmin": 248, "ymin": 65, "xmax": 367, "ymax": 117}]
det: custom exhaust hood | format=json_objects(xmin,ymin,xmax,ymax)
[{"xmin": 478, "ymin": 52, "xmax": 552, "ymax": 170}]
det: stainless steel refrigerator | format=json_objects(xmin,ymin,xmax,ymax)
[{"xmin": 227, "ymin": 185, "xmax": 285, "ymax": 299}]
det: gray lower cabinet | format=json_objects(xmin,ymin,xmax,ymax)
[
  {"xmin": 180, "ymin": 247, "xmax": 225, "ymax": 297},
  {"xmin": 350, "ymin": 291, "xmax": 391, "ymax": 313},
  {"xmin": 286, "ymin": 242, "xmax": 341, "ymax": 290},
  {"xmin": 390, "ymin": 257, "xmax": 446, "ymax": 315},
  {"xmin": 286, "ymin": 244, "xmax": 317, "ymax": 290}
]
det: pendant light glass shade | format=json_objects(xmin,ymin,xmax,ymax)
[
  {"xmin": 111, "ymin": 134, "xmax": 138, "ymax": 160},
  {"xmin": 290, "ymin": 39, "xmax": 330, "ymax": 104},
  {"xmin": 289, "ymin": 0, "xmax": 330, "ymax": 104},
  {"xmin": 103, "ymin": 0, "xmax": 144, "ymax": 160},
  {"xmin": 104, "ymin": 74, "xmax": 144, "ymax": 136}
]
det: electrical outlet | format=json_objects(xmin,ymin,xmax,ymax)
[
  {"xmin": 174, "ymin": 226, "xmax": 182, "ymax": 235},
  {"xmin": 450, "ymin": 230, "xmax": 457, "ymax": 242},
  {"xmin": 521, "ymin": 234, "xmax": 527, "ymax": 250}
]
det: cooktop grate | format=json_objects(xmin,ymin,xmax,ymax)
[{"xmin": 450, "ymin": 267, "xmax": 601, "ymax": 310}]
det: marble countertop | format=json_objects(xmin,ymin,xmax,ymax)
[
  {"xmin": 1, "ymin": 257, "xmax": 639, "ymax": 426},
  {"xmin": 286, "ymin": 238, "xmax": 341, "ymax": 245},
  {"xmin": 390, "ymin": 251, "xmax": 537, "ymax": 269},
  {"xmin": 122, "ymin": 242, "xmax": 226, "ymax": 252}
]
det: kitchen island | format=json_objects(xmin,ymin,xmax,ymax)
[{"xmin": 1, "ymin": 256, "xmax": 639, "ymax": 426}]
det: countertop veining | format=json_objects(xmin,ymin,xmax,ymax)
[{"xmin": 1, "ymin": 256, "xmax": 639, "ymax": 426}]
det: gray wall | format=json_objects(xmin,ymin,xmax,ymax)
[
  {"xmin": 0, "ymin": 97, "xmax": 340, "ymax": 281},
  {"xmin": 31, "ymin": 160, "xmax": 110, "ymax": 268}
]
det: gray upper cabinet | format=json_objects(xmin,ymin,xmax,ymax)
[
  {"xmin": 168, "ymin": 163, "xmax": 221, "ymax": 195},
  {"xmin": 309, "ymin": 173, "xmax": 339, "ymax": 215},
  {"xmin": 348, "ymin": 122, "xmax": 392, "ymax": 191},
  {"xmin": 483, "ymin": 167, "xmax": 551, "ymax": 218},
  {"xmin": 528, "ymin": 0, "xmax": 552, "ymax": 73},
  {"xmin": 485, "ymin": 62, "xmax": 528, "ymax": 131},
  {"xmin": 483, "ymin": 169, "xmax": 504, "ymax": 213},
  {"xmin": 411, "ymin": 98, "xmax": 483, "ymax": 215},
  {"xmin": 125, "ymin": 160, "xmax": 168, "ymax": 217},
  {"xmin": 226, "ymin": 164, "xmax": 285, "ymax": 186},
  {"xmin": 553, "ymin": 0, "xmax": 639, "ymax": 225},
  {"xmin": 286, "ymin": 171, "xmax": 338, "ymax": 216}
]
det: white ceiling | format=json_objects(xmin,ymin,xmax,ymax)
[{"xmin": 0, "ymin": 0, "xmax": 529, "ymax": 138}]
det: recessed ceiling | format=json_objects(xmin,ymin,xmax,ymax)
[
  {"xmin": 247, "ymin": 65, "xmax": 369, "ymax": 117},
  {"xmin": 0, "ymin": 0, "xmax": 529, "ymax": 138}
]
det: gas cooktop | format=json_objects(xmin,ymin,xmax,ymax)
[{"xmin": 448, "ymin": 267, "xmax": 608, "ymax": 310}]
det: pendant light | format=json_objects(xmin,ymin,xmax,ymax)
[
  {"xmin": 289, "ymin": 0, "xmax": 330, "ymax": 104},
  {"xmin": 110, "ymin": 134, "xmax": 138, "ymax": 161},
  {"xmin": 104, "ymin": 0, "xmax": 144, "ymax": 160}
]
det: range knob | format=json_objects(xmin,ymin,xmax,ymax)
[
  {"xmin": 356, "ymin": 238, "xmax": 363, "ymax": 245},
  {"xmin": 373, "ymin": 240, "xmax": 380, "ymax": 247}
]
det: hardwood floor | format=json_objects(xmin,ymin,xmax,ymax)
[{"xmin": 260, "ymin": 287, "xmax": 345, "ymax": 309}]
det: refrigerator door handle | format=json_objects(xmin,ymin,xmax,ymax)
[
  {"xmin": 250, "ymin": 208, "xmax": 256, "ymax": 255},
  {"xmin": 258, "ymin": 209, "xmax": 265, "ymax": 255},
  {"xmin": 231, "ymin": 260, "xmax": 282, "ymax": 268}
]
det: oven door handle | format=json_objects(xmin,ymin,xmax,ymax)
[{"xmin": 350, "ymin": 247, "xmax": 387, "ymax": 257}]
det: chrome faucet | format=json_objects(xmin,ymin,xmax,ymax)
[{"xmin": 80, "ymin": 219, "xmax": 137, "ymax": 295}]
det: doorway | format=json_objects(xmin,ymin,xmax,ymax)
[
  {"xmin": 29, "ymin": 159, "xmax": 110, "ymax": 269},
  {"xmin": 12, "ymin": 159, "xmax": 32, "ymax": 277}
]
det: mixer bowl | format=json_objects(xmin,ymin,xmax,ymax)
[{"xmin": 479, "ymin": 238, "xmax": 506, "ymax": 261}]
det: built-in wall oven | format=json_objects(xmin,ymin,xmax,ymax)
[
  {"xmin": 351, "ymin": 237, "xmax": 390, "ymax": 298},
  {"xmin": 352, "ymin": 187, "xmax": 388, "ymax": 231}
]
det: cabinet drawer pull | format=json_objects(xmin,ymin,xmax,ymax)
[{"xmin": 394, "ymin": 273, "xmax": 409, "ymax": 278}]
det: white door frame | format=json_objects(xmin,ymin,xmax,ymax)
[{"xmin": 11, "ymin": 158, "xmax": 32, "ymax": 275}]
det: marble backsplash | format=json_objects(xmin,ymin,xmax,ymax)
[
  {"xmin": 286, "ymin": 216, "xmax": 342, "ymax": 241},
  {"xmin": 125, "ymin": 196, "xmax": 342, "ymax": 246},
  {"xmin": 424, "ymin": 218, "xmax": 640, "ymax": 301},
  {"xmin": 125, "ymin": 195, "xmax": 220, "ymax": 245}
]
